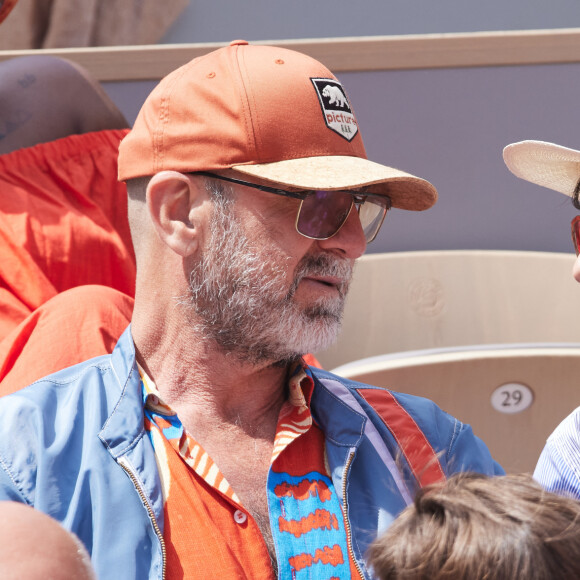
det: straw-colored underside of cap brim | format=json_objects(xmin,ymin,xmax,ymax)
[
  {"xmin": 503, "ymin": 140, "xmax": 580, "ymax": 197},
  {"xmin": 232, "ymin": 155, "xmax": 437, "ymax": 211}
]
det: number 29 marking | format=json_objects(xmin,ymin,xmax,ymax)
[{"xmin": 491, "ymin": 383, "xmax": 533, "ymax": 414}]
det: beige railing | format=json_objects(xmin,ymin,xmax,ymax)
[{"xmin": 1, "ymin": 28, "xmax": 580, "ymax": 81}]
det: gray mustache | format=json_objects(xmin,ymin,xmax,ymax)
[{"xmin": 290, "ymin": 254, "xmax": 353, "ymax": 297}]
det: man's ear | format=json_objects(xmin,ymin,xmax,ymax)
[{"xmin": 146, "ymin": 171, "xmax": 203, "ymax": 257}]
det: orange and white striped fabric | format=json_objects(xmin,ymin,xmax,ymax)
[{"xmin": 141, "ymin": 364, "xmax": 362, "ymax": 579}]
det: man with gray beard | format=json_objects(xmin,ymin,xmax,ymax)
[
  {"xmin": 183, "ymin": 178, "xmax": 352, "ymax": 364},
  {"xmin": 0, "ymin": 41, "xmax": 502, "ymax": 580}
]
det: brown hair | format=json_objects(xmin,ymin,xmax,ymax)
[{"xmin": 367, "ymin": 472, "xmax": 580, "ymax": 580}]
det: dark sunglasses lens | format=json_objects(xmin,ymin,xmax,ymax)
[
  {"xmin": 297, "ymin": 191, "xmax": 353, "ymax": 239},
  {"xmin": 572, "ymin": 217, "xmax": 580, "ymax": 256}
]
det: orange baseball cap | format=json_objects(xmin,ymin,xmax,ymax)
[
  {"xmin": 118, "ymin": 40, "xmax": 437, "ymax": 211},
  {"xmin": 0, "ymin": 0, "xmax": 18, "ymax": 25}
]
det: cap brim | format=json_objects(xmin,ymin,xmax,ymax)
[
  {"xmin": 232, "ymin": 155, "xmax": 437, "ymax": 211},
  {"xmin": 503, "ymin": 140, "xmax": 580, "ymax": 197}
]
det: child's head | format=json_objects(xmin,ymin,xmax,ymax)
[{"xmin": 367, "ymin": 472, "xmax": 580, "ymax": 580}]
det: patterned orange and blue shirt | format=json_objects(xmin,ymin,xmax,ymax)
[{"xmin": 141, "ymin": 363, "xmax": 363, "ymax": 579}]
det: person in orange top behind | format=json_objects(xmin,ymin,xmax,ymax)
[{"xmin": 0, "ymin": 53, "xmax": 135, "ymax": 393}]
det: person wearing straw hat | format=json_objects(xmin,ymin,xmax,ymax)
[
  {"xmin": 504, "ymin": 140, "xmax": 580, "ymax": 499},
  {"xmin": 0, "ymin": 41, "xmax": 501, "ymax": 579}
]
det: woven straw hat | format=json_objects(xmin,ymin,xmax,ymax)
[{"xmin": 503, "ymin": 140, "xmax": 580, "ymax": 197}]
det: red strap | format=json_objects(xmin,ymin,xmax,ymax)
[{"xmin": 357, "ymin": 388, "xmax": 445, "ymax": 487}]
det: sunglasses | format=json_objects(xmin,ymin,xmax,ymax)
[
  {"xmin": 196, "ymin": 171, "xmax": 391, "ymax": 243},
  {"xmin": 572, "ymin": 216, "xmax": 580, "ymax": 256}
]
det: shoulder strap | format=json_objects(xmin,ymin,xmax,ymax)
[{"xmin": 357, "ymin": 388, "xmax": 446, "ymax": 487}]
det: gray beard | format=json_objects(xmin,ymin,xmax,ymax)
[{"xmin": 183, "ymin": 200, "xmax": 352, "ymax": 366}]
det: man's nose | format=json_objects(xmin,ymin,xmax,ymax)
[{"xmin": 316, "ymin": 206, "xmax": 367, "ymax": 259}]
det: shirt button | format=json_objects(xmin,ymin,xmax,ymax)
[{"xmin": 233, "ymin": 510, "xmax": 247, "ymax": 524}]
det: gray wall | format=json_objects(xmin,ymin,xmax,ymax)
[
  {"xmin": 103, "ymin": 60, "xmax": 580, "ymax": 256},
  {"xmin": 159, "ymin": 0, "xmax": 580, "ymax": 42}
]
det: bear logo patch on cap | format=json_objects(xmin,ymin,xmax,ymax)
[{"xmin": 311, "ymin": 78, "xmax": 358, "ymax": 142}]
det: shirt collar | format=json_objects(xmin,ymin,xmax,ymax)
[
  {"xmin": 139, "ymin": 358, "xmax": 316, "ymax": 415},
  {"xmin": 288, "ymin": 359, "xmax": 315, "ymax": 409},
  {"xmin": 139, "ymin": 364, "xmax": 175, "ymax": 416}
]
